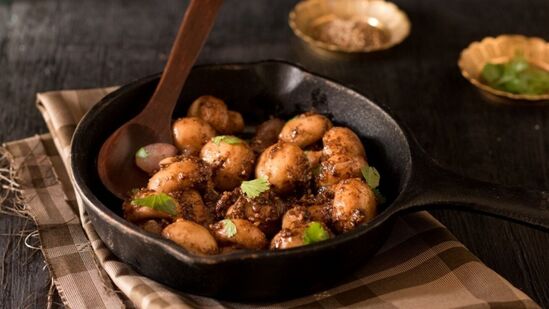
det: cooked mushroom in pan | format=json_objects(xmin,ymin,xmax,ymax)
[{"xmin": 126, "ymin": 95, "xmax": 384, "ymax": 255}]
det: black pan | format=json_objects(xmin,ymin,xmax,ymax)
[{"xmin": 71, "ymin": 60, "xmax": 549, "ymax": 301}]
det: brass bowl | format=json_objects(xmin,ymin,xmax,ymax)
[
  {"xmin": 458, "ymin": 35, "xmax": 549, "ymax": 101},
  {"xmin": 289, "ymin": 0, "xmax": 411, "ymax": 53}
]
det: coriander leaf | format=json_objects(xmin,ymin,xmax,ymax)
[
  {"xmin": 212, "ymin": 135, "xmax": 242, "ymax": 146},
  {"xmin": 131, "ymin": 192, "xmax": 177, "ymax": 216},
  {"xmin": 220, "ymin": 219, "xmax": 237, "ymax": 238},
  {"xmin": 303, "ymin": 222, "xmax": 329, "ymax": 245},
  {"xmin": 373, "ymin": 188, "xmax": 387, "ymax": 204},
  {"xmin": 481, "ymin": 63, "xmax": 504, "ymax": 84},
  {"xmin": 135, "ymin": 147, "xmax": 148, "ymax": 159},
  {"xmin": 361, "ymin": 165, "xmax": 380, "ymax": 189},
  {"xmin": 241, "ymin": 178, "xmax": 270, "ymax": 198},
  {"xmin": 506, "ymin": 55, "xmax": 528, "ymax": 74},
  {"xmin": 503, "ymin": 77, "xmax": 529, "ymax": 94},
  {"xmin": 481, "ymin": 54, "xmax": 549, "ymax": 95}
]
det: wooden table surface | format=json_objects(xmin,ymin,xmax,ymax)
[{"xmin": 0, "ymin": 0, "xmax": 548, "ymax": 308}]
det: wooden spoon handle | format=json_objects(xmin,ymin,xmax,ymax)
[{"xmin": 140, "ymin": 0, "xmax": 223, "ymax": 121}]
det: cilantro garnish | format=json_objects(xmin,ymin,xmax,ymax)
[
  {"xmin": 240, "ymin": 178, "xmax": 270, "ymax": 198},
  {"xmin": 361, "ymin": 165, "xmax": 386, "ymax": 204},
  {"xmin": 481, "ymin": 55, "xmax": 549, "ymax": 95},
  {"xmin": 361, "ymin": 165, "xmax": 380, "ymax": 189},
  {"xmin": 135, "ymin": 147, "xmax": 148, "ymax": 159},
  {"xmin": 303, "ymin": 222, "xmax": 329, "ymax": 245},
  {"xmin": 211, "ymin": 135, "xmax": 242, "ymax": 146},
  {"xmin": 220, "ymin": 219, "xmax": 237, "ymax": 238},
  {"xmin": 131, "ymin": 192, "xmax": 177, "ymax": 216}
]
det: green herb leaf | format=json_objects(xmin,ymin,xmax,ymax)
[
  {"xmin": 361, "ymin": 165, "xmax": 380, "ymax": 189},
  {"xmin": 240, "ymin": 178, "xmax": 270, "ymax": 198},
  {"xmin": 220, "ymin": 219, "xmax": 237, "ymax": 238},
  {"xmin": 481, "ymin": 63, "xmax": 504, "ymax": 84},
  {"xmin": 481, "ymin": 54, "xmax": 549, "ymax": 95},
  {"xmin": 373, "ymin": 188, "xmax": 386, "ymax": 204},
  {"xmin": 212, "ymin": 135, "xmax": 242, "ymax": 146},
  {"xmin": 506, "ymin": 55, "xmax": 528, "ymax": 74},
  {"xmin": 135, "ymin": 147, "xmax": 148, "ymax": 159},
  {"xmin": 303, "ymin": 222, "xmax": 329, "ymax": 245},
  {"xmin": 131, "ymin": 192, "xmax": 177, "ymax": 216}
]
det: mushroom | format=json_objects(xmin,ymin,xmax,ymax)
[
  {"xmin": 279, "ymin": 113, "xmax": 333, "ymax": 148},
  {"xmin": 200, "ymin": 137, "xmax": 255, "ymax": 191},
  {"xmin": 147, "ymin": 156, "xmax": 211, "ymax": 193},
  {"xmin": 162, "ymin": 219, "xmax": 218, "ymax": 255},
  {"xmin": 210, "ymin": 218, "xmax": 267, "ymax": 250},
  {"xmin": 187, "ymin": 95, "xmax": 244, "ymax": 134},
  {"xmin": 250, "ymin": 118, "xmax": 285, "ymax": 153},
  {"xmin": 172, "ymin": 117, "xmax": 216, "ymax": 155},
  {"xmin": 317, "ymin": 154, "xmax": 367, "ymax": 187},
  {"xmin": 123, "ymin": 189, "xmax": 181, "ymax": 222},
  {"xmin": 224, "ymin": 190, "xmax": 287, "ymax": 237},
  {"xmin": 255, "ymin": 141, "xmax": 311, "ymax": 194},
  {"xmin": 331, "ymin": 178, "xmax": 377, "ymax": 233},
  {"xmin": 322, "ymin": 127, "xmax": 366, "ymax": 158},
  {"xmin": 171, "ymin": 189, "xmax": 213, "ymax": 226}
]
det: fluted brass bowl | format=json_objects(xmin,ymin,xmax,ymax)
[
  {"xmin": 458, "ymin": 35, "xmax": 549, "ymax": 101},
  {"xmin": 289, "ymin": 0, "xmax": 411, "ymax": 53}
]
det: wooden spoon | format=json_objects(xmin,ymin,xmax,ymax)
[{"xmin": 97, "ymin": 0, "xmax": 223, "ymax": 199}]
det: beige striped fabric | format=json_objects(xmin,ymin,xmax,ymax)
[{"xmin": 1, "ymin": 86, "xmax": 541, "ymax": 308}]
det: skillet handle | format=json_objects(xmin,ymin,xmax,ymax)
[{"xmin": 401, "ymin": 158, "xmax": 549, "ymax": 230}]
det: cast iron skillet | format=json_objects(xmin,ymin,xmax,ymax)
[{"xmin": 71, "ymin": 60, "xmax": 549, "ymax": 301}]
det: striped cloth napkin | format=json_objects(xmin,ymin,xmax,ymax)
[{"xmin": 1, "ymin": 87, "xmax": 540, "ymax": 309}]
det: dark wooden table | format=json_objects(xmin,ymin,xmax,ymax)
[{"xmin": 1, "ymin": 0, "xmax": 547, "ymax": 308}]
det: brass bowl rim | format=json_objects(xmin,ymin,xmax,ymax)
[
  {"xmin": 288, "ymin": 0, "xmax": 411, "ymax": 53},
  {"xmin": 458, "ymin": 34, "xmax": 549, "ymax": 101}
]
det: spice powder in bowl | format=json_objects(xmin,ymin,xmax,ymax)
[{"xmin": 313, "ymin": 16, "xmax": 391, "ymax": 51}]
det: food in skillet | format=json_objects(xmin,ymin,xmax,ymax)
[{"xmin": 124, "ymin": 95, "xmax": 384, "ymax": 255}]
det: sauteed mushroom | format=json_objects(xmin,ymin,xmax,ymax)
[
  {"xmin": 224, "ymin": 190, "xmax": 287, "ymax": 237},
  {"xmin": 317, "ymin": 154, "xmax": 367, "ymax": 187},
  {"xmin": 323, "ymin": 127, "xmax": 366, "ymax": 158},
  {"xmin": 187, "ymin": 95, "xmax": 244, "ymax": 134},
  {"xmin": 123, "ymin": 189, "xmax": 182, "ymax": 222},
  {"xmin": 250, "ymin": 118, "xmax": 285, "ymax": 153},
  {"xmin": 200, "ymin": 136, "xmax": 255, "ymax": 191},
  {"xmin": 270, "ymin": 227, "xmax": 307, "ymax": 249},
  {"xmin": 172, "ymin": 117, "xmax": 216, "ymax": 155},
  {"xmin": 211, "ymin": 218, "xmax": 267, "ymax": 250},
  {"xmin": 148, "ymin": 156, "xmax": 211, "ymax": 193},
  {"xmin": 255, "ymin": 141, "xmax": 311, "ymax": 195},
  {"xmin": 122, "ymin": 100, "xmax": 385, "ymax": 254},
  {"xmin": 332, "ymin": 178, "xmax": 377, "ymax": 233},
  {"xmin": 279, "ymin": 113, "xmax": 332, "ymax": 148},
  {"xmin": 172, "ymin": 189, "xmax": 213, "ymax": 226},
  {"xmin": 271, "ymin": 220, "xmax": 332, "ymax": 250},
  {"xmin": 162, "ymin": 219, "xmax": 218, "ymax": 255}
]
